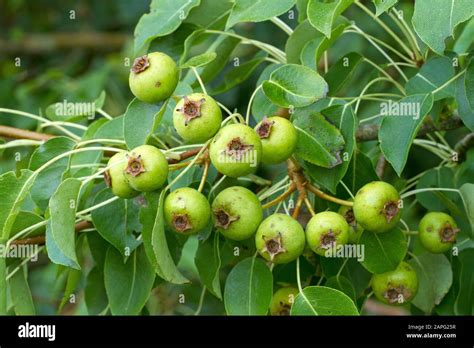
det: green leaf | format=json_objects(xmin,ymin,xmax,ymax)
[
  {"xmin": 454, "ymin": 248, "xmax": 474, "ymax": 315},
  {"xmin": 296, "ymin": 0, "xmax": 310, "ymax": 22},
  {"xmin": 412, "ymin": 0, "xmax": 474, "ymax": 55},
  {"xmin": 408, "ymin": 253, "xmax": 453, "ymax": 314},
  {"xmin": 465, "ymin": 59, "xmax": 474, "ymax": 110},
  {"xmin": 11, "ymin": 211, "xmax": 45, "ymax": 238},
  {"xmin": 195, "ymin": 233, "xmax": 228, "ymax": 299},
  {"xmin": 343, "ymin": 150, "xmax": 379, "ymax": 194},
  {"xmin": 45, "ymin": 178, "xmax": 82, "ymax": 269},
  {"xmin": 302, "ymin": 102, "xmax": 356, "ymax": 193},
  {"xmin": 379, "ymin": 94, "xmax": 434, "ymax": 176},
  {"xmin": 406, "ymin": 57, "xmax": 455, "ymax": 101},
  {"xmin": 90, "ymin": 189, "xmax": 141, "ymax": 256},
  {"xmin": 291, "ymin": 286, "xmax": 359, "ymax": 315},
  {"xmin": 85, "ymin": 267, "xmax": 108, "ymax": 315},
  {"xmin": 44, "ymin": 91, "xmax": 106, "ymax": 121},
  {"xmin": 181, "ymin": 52, "xmax": 217, "ymax": 68},
  {"xmin": 263, "ymin": 64, "xmax": 328, "ymax": 107},
  {"xmin": 224, "ymin": 257, "xmax": 273, "ymax": 315},
  {"xmin": 460, "ymin": 183, "xmax": 474, "ymax": 235},
  {"xmin": 9, "ymin": 265, "xmax": 35, "ymax": 315},
  {"xmin": 104, "ymin": 245, "xmax": 155, "ymax": 315},
  {"xmin": 415, "ymin": 167, "xmax": 458, "ymax": 211},
  {"xmin": 0, "ymin": 170, "xmax": 34, "ymax": 239},
  {"xmin": 226, "ymin": 0, "xmax": 296, "ymax": 29},
  {"xmin": 134, "ymin": 0, "xmax": 201, "ymax": 54},
  {"xmin": 300, "ymin": 21, "xmax": 347, "ymax": 71},
  {"xmin": 325, "ymin": 52, "xmax": 363, "ymax": 95},
  {"xmin": 45, "ymin": 224, "xmax": 78, "ymax": 269},
  {"xmin": 58, "ymin": 268, "xmax": 82, "ymax": 312},
  {"xmin": 94, "ymin": 116, "xmax": 125, "ymax": 140},
  {"xmin": 456, "ymin": 61, "xmax": 474, "ymax": 131},
  {"xmin": 325, "ymin": 275, "xmax": 356, "ymax": 301},
  {"xmin": 251, "ymin": 64, "xmax": 282, "ymax": 122},
  {"xmin": 359, "ymin": 229, "xmax": 407, "ymax": 274},
  {"xmin": 210, "ymin": 55, "xmax": 266, "ymax": 95},
  {"xmin": 70, "ymin": 119, "xmax": 105, "ymax": 178},
  {"xmin": 373, "ymin": 0, "xmax": 397, "ymax": 16},
  {"xmin": 292, "ymin": 104, "xmax": 345, "ymax": 168},
  {"xmin": 184, "ymin": 0, "xmax": 233, "ymax": 28},
  {"xmin": 454, "ymin": 18, "xmax": 474, "ymax": 54},
  {"xmin": 285, "ymin": 20, "xmax": 320, "ymax": 64},
  {"xmin": 140, "ymin": 191, "xmax": 189, "ymax": 284},
  {"xmin": 29, "ymin": 137, "xmax": 76, "ymax": 211},
  {"xmin": 87, "ymin": 232, "xmax": 109, "ymax": 270},
  {"xmin": 199, "ymin": 35, "xmax": 241, "ymax": 84},
  {"xmin": 307, "ymin": 0, "xmax": 353, "ymax": 38},
  {"xmin": 123, "ymin": 98, "xmax": 167, "ymax": 150}
]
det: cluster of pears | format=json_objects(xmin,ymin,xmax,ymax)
[{"xmin": 105, "ymin": 51, "xmax": 460, "ymax": 309}]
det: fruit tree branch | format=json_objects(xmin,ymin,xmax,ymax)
[
  {"xmin": 1, "ymin": 115, "xmax": 465, "ymax": 146},
  {"xmin": 0, "ymin": 125, "xmax": 54, "ymax": 141},
  {"xmin": 356, "ymin": 115, "xmax": 464, "ymax": 142},
  {"xmin": 11, "ymin": 220, "xmax": 92, "ymax": 246}
]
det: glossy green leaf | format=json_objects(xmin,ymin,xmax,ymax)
[
  {"xmin": 456, "ymin": 61, "xmax": 474, "ymax": 131},
  {"xmin": 409, "ymin": 253, "xmax": 453, "ymax": 314},
  {"xmin": 44, "ymin": 91, "xmax": 105, "ymax": 121},
  {"xmin": 300, "ymin": 22, "xmax": 347, "ymax": 71},
  {"xmin": 224, "ymin": 257, "xmax": 273, "ymax": 315},
  {"xmin": 251, "ymin": 64, "xmax": 281, "ymax": 122},
  {"xmin": 29, "ymin": 137, "xmax": 76, "ymax": 211},
  {"xmin": 90, "ymin": 189, "xmax": 141, "ymax": 256},
  {"xmin": 307, "ymin": 0, "xmax": 353, "ymax": 38},
  {"xmin": 415, "ymin": 167, "xmax": 458, "ymax": 211},
  {"xmin": 302, "ymin": 102, "xmax": 356, "ymax": 193},
  {"xmin": 210, "ymin": 55, "xmax": 266, "ymax": 95},
  {"xmin": 292, "ymin": 103, "xmax": 345, "ymax": 168},
  {"xmin": 342, "ymin": 150, "xmax": 379, "ymax": 194},
  {"xmin": 199, "ymin": 35, "xmax": 240, "ymax": 84},
  {"xmin": 85, "ymin": 267, "xmax": 109, "ymax": 315},
  {"xmin": 263, "ymin": 64, "xmax": 328, "ymax": 107},
  {"xmin": 291, "ymin": 286, "xmax": 359, "ymax": 315},
  {"xmin": 412, "ymin": 0, "xmax": 474, "ymax": 55},
  {"xmin": 70, "ymin": 119, "xmax": 106, "ymax": 178},
  {"xmin": 185, "ymin": 0, "xmax": 233, "ymax": 28},
  {"xmin": 459, "ymin": 183, "xmax": 474, "ymax": 235},
  {"xmin": 45, "ymin": 178, "xmax": 81, "ymax": 269},
  {"xmin": 325, "ymin": 275, "xmax": 356, "ymax": 301},
  {"xmin": 181, "ymin": 52, "xmax": 217, "ymax": 68},
  {"xmin": 104, "ymin": 245, "xmax": 155, "ymax": 315},
  {"xmin": 0, "ymin": 170, "xmax": 34, "ymax": 240},
  {"xmin": 134, "ymin": 0, "xmax": 201, "ymax": 54},
  {"xmin": 359, "ymin": 229, "xmax": 407, "ymax": 274},
  {"xmin": 123, "ymin": 98, "xmax": 167, "ymax": 150},
  {"xmin": 285, "ymin": 20, "xmax": 320, "ymax": 64},
  {"xmin": 406, "ymin": 57, "xmax": 455, "ymax": 101},
  {"xmin": 140, "ymin": 191, "xmax": 189, "ymax": 284},
  {"xmin": 94, "ymin": 116, "xmax": 125, "ymax": 140},
  {"xmin": 9, "ymin": 265, "xmax": 35, "ymax": 315},
  {"xmin": 373, "ymin": 0, "xmax": 397, "ymax": 16},
  {"xmin": 379, "ymin": 94, "xmax": 434, "ymax": 176},
  {"xmin": 325, "ymin": 52, "xmax": 363, "ymax": 95},
  {"xmin": 195, "ymin": 233, "xmax": 231, "ymax": 299},
  {"xmin": 465, "ymin": 59, "xmax": 474, "ymax": 110},
  {"xmin": 454, "ymin": 248, "xmax": 474, "ymax": 315},
  {"xmin": 453, "ymin": 18, "xmax": 474, "ymax": 54},
  {"xmin": 226, "ymin": 0, "xmax": 296, "ymax": 29},
  {"xmin": 11, "ymin": 211, "xmax": 45, "ymax": 238}
]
